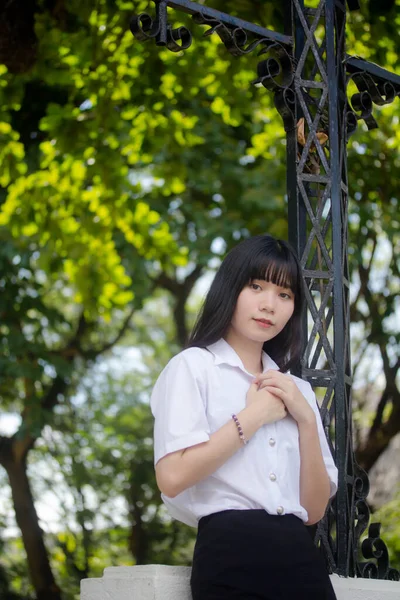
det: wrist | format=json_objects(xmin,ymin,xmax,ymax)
[
  {"xmin": 297, "ymin": 412, "xmax": 317, "ymax": 430},
  {"xmin": 241, "ymin": 403, "xmax": 265, "ymax": 430},
  {"xmin": 231, "ymin": 413, "xmax": 249, "ymax": 446}
]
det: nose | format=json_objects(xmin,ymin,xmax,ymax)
[{"xmin": 260, "ymin": 291, "xmax": 276, "ymax": 313}]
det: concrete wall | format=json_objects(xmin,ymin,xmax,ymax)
[{"xmin": 81, "ymin": 565, "xmax": 400, "ymax": 600}]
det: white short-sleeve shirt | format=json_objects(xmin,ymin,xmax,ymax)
[{"xmin": 151, "ymin": 338, "xmax": 338, "ymax": 528}]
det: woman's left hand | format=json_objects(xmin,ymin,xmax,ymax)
[{"xmin": 253, "ymin": 371, "xmax": 315, "ymax": 426}]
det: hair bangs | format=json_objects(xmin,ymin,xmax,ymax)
[
  {"xmin": 188, "ymin": 234, "xmax": 305, "ymax": 372},
  {"xmin": 248, "ymin": 247, "xmax": 300, "ymax": 294}
]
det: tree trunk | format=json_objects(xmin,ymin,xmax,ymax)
[
  {"xmin": 129, "ymin": 496, "xmax": 149, "ymax": 564},
  {"xmin": 356, "ymin": 421, "xmax": 400, "ymax": 473},
  {"xmin": 2, "ymin": 440, "xmax": 62, "ymax": 600},
  {"xmin": 355, "ymin": 378, "xmax": 400, "ymax": 472}
]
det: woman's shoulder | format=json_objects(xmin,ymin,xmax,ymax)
[
  {"xmin": 162, "ymin": 346, "xmax": 215, "ymax": 377},
  {"xmin": 151, "ymin": 347, "xmax": 213, "ymax": 403}
]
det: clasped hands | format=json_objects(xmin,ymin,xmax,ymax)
[{"xmin": 252, "ymin": 371, "xmax": 316, "ymax": 426}]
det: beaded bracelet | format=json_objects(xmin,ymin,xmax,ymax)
[{"xmin": 231, "ymin": 414, "xmax": 249, "ymax": 445}]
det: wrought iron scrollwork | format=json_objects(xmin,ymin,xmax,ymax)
[
  {"xmin": 345, "ymin": 110, "xmax": 359, "ymax": 137},
  {"xmin": 130, "ymin": 2, "xmax": 192, "ymax": 52},
  {"xmin": 192, "ymin": 12, "xmax": 276, "ymax": 57},
  {"xmin": 130, "ymin": 1, "xmax": 296, "ymax": 130},
  {"xmin": 351, "ymin": 462, "xmax": 400, "ymax": 580},
  {"xmin": 130, "ymin": 0, "xmax": 293, "ymax": 57},
  {"xmin": 345, "ymin": 59, "xmax": 400, "ymax": 136},
  {"xmin": 253, "ymin": 45, "xmax": 295, "ymax": 131},
  {"xmin": 359, "ymin": 523, "xmax": 400, "ymax": 581}
]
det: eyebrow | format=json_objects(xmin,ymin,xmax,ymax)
[{"xmin": 253, "ymin": 278, "xmax": 292, "ymax": 290}]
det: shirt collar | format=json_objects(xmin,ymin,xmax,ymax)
[{"xmin": 206, "ymin": 338, "xmax": 279, "ymax": 374}]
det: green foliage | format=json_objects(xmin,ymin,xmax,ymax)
[
  {"xmin": 21, "ymin": 329, "xmax": 196, "ymax": 598},
  {"xmin": 0, "ymin": 505, "xmax": 33, "ymax": 600}
]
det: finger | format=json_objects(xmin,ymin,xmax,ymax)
[
  {"xmin": 255, "ymin": 371, "xmax": 284, "ymax": 383},
  {"xmin": 254, "ymin": 374, "xmax": 275, "ymax": 385},
  {"xmin": 250, "ymin": 381, "xmax": 260, "ymax": 391},
  {"xmin": 259, "ymin": 381, "xmax": 288, "ymax": 395},
  {"xmin": 258, "ymin": 377, "xmax": 279, "ymax": 386},
  {"xmin": 261, "ymin": 385, "xmax": 286, "ymax": 399}
]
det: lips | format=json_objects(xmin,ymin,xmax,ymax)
[{"xmin": 254, "ymin": 318, "xmax": 274, "ymax": 327}]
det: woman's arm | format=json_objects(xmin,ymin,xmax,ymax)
[
  {"xmin": 156, "ymin": 385, "xmax": 286, "ymax": 498},
  {"xmin": 297, "ymin": 415, "xmax": 331, "ymax": 525},
  {"xmin": 254, "ymin": 371, "xmax": 333, "ymax": 524}
]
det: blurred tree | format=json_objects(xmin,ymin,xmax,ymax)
[
  {"xmin": 348, "ymin": 119, "xmax": 400, "ymax": 471},
  {"xmin": 0, "ymin": 504, "xmax": 31, "ymax": 600},
  {"xmin": 5, "ymin": 301, "xmax": 197, "ymax": 598}
]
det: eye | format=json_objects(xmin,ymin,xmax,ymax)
[
  {"xmin": 250, "ymin": 282, "xmax": 262, "ymax": 291},
  {"xmin": 279, "ymin": 291, "xmax": 293, "ymax": 300}
]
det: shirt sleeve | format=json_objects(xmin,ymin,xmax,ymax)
[
  {"xmin": 297, "ymin": 379, "xmax": 338, "ymax": 498},
  {"xmin": 150, "ymin": 351, "xmax": 211, "ymax": 466}
]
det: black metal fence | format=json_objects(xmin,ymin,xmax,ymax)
[{"xmin": 131, "ymin": 0, "xmax": 400, "ymax": 579}]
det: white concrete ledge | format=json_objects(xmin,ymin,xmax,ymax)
[
  {"xmin": 331, "ymin": 573, "xmax": 400, "ymax": 599},
  {"xmin": 81, "ymin": 565, "xmax": 400, "ymax": 600}
]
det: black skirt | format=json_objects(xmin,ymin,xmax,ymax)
[{"xmin": 190, "ymin": 509, "xmax": 337, "ymax": 600}]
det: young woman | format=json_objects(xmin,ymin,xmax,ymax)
[{"xmin": 151, "ymin": 234, "xmax": 338, "ymax": 600}]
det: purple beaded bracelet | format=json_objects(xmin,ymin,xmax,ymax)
[{"xmin": 232, "ymin": 413, "xmax": 249, "ymax": 445}]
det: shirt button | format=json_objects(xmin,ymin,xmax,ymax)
[
  {"xmin": 276, "ymin": 506, "xmax": 284, "ymax": 515},
  {"xmin": 269, "ymin": 438, "xmax": 276, "ymax": 447},
  {"xmin": 269, "ymin": 473, "xmax": 277, "ymax": 482}
]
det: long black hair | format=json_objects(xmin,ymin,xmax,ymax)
[{"xmin": 187, "ymin": 234, "xmax": 305, "ymax": 373}]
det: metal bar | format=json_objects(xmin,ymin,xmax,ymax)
[
  {"xmin": 346, "ymin": 55, "xmax": 400, "ymax": 86},
  {"xmin": 298, "ymin": 80, "xmax": 327, "ymax": 88},
  {"xmin": 286, "ymin": 0, "xmax": 307, "ymax": 379},
  {"xmin": 303, "ymin": 269, "xmax": 332, "ymax": 278},
  {"xmin": 302, "ymin": 369, "xmax": 336, "ymax": 379},
  {"xmin": 157, "ymin": 0, "xmax": 293, "ymax": 46},
  {"xmin": 300, "ymin": 174, "xmax": 330, "ymax": 183},
  {"xmin": 286, "ymin": 0, "xmax": 302, "ymax": 254},
  {"xmin": 325, "ymin": 0, "xmax": 349, "ymax": 575}
]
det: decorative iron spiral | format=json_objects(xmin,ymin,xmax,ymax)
[
  {"xmin": 253, "ymin": 44, "xmax": 295, "ymax": 131},
  {"xmin": 130, "ymin": 3, "xmax": 192, "ymax": 53},
  {"xmin": 192, "ymin": 12, "xmax": 275, "ymax": 57},
  {"xmin": 352, "ymin": 463, "xmax": 400, "ymax": 580},
  {"xmin": 346, "ymin": 69, "xmax": 400, "ymax": 136}
]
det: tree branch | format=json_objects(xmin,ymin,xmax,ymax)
[
  {"xmin": 80, "ymin": 305, "xmax": 136, "ymax": 359},
  {"xmin": 356, "ymin": 347, "xmax": 400, "ymax": 470}
]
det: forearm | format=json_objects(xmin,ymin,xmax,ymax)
[
  {"xmin": 298, "ymin": 416, "xmax": 331, "ymax": 525},
  {"xmin": 156, "ymin": 404, "xmax": 264, "ymax": 498}
]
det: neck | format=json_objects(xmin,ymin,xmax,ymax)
[{"xmin": 223, "ymin": 330, "xmax": 264, "ymax": 375}]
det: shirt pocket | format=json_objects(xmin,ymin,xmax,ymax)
[
  {"xmin": 207, "ymin": 395, "xmax": 246, "ymax": 434},
  {"xmin": 205, "ymin": 369, "xmax": 249, "ymax": 433}
]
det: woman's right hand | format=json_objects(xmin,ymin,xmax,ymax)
[{"xmin": 246, "ymin": 379, "xmax": 287, "ymax": 426}]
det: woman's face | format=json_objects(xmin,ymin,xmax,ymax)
[{"xmin": 228, "ymin": 279, "xmax": 295, "ymax": 344}]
